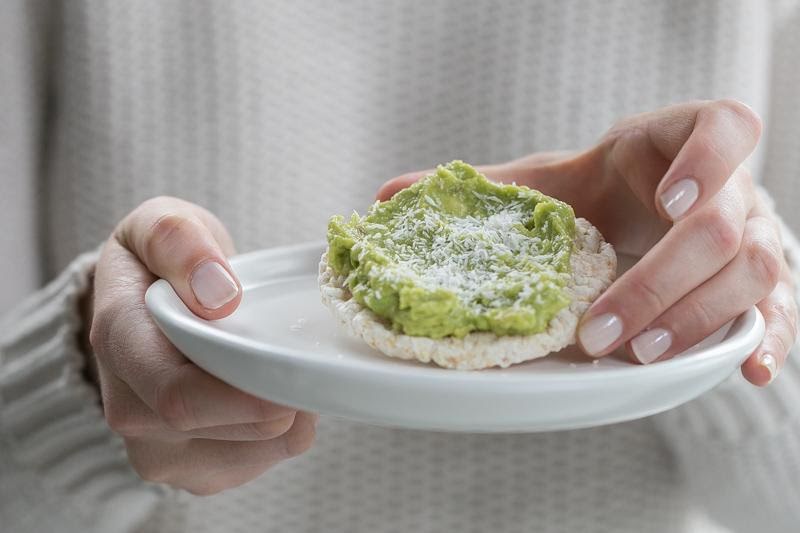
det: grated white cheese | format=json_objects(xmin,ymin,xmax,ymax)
[{"xmin": 357, "ymin": 188, "xmax": 571, "ymax": 314}]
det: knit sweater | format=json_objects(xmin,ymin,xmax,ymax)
[{"xmin": 1, "ymin": 1, "xmax": 800, "ymax": 532}]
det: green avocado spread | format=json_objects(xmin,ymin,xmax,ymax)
[{"xmin": 326, "ymin": 161, "xmax": 576, "ymax": 339}]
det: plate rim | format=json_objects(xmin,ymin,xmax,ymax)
[{"xmin": 145, "ymin": 241, "xmax": 765, "ymax": 385}]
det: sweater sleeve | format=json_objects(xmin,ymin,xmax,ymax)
[
  {"xmin": 0, "ymin": 249, "xmax": 163, "ymax": 533},
  {"xmin": 651, "ymin": 188, "xmax": 800, "ymax": 533}
]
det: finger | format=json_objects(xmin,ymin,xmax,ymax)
[
  {"xmin": 607, "ymin": 118, "xmax": 674, "ymax": 215},
  {"xmin": 742, "ymin": 278, "xmax": 798, "ymax": 386},
  {"xmin": 96, "ymin": 359, "xmax": 163, "ymax": 438},
  {"xmin": 577, "ymin": 176, "xmax": 751, "ymax": 357},
  {"xmin": 625, "ymin": 215, "xmax": 782, "ymax": 364},
  {"xmin": 188, "ymin": 412, "xmax": 317, "ymax": 495},
  {"xmin": 91, "ymin": 256, "xmax": 296, "ymax": 431},
  {"xmin": 99, "ymin": 363, "xmax": 299, "ymax": 441},
  {"xmin": 741, "ymin": 191, "xmax": 796, "ymax": 385},
  {"xmin": 606, "ymin": 100, "xmax": 761, "ymax": 222},
  {"xmin": 116, "ymin": 196, "xmax": 241, "ymax": 319},
  {"xmin": 375, "ymin": 152, "xmax": 585, "ymax": 201},
  {"xmin": 654, "ymin": 99, "xmax": 761, "ymax": 221},
  {"xmin": 376, "ymin": 171, "xmax": 428, "ymax": 201},
  {"xmin": 189, "ymin": 205, "xmax": 238, "ymax": 257},
  {"xmin": 152, "ymin": 360, "xmax": 298, "ymax": 431},
  {"xmin": 376, "ymin": 165, "xmax": 512, "ymax": 201},
  {"xmin": 183, "ymin": 413, "xmax": 298, "ymax": 441},
  {"xmin": 125, "ymin": 412, "xmax": 317, "ymax": 495},
  {"xmin": 126, "ymin": 436, "xmax": 293, "ymax": 494}
]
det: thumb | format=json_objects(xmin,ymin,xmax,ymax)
[{"xmin": 117, "ymin": 196, "xmax": 242, "ymax": 320}]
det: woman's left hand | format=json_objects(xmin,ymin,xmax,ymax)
[{"xmin": 378, "ymin": 99, "xmax": 797, "ymax": 386}]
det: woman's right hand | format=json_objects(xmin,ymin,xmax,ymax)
[{"xmin": 88, "ymin": 197, "xmax": 317, "ymax": 495}]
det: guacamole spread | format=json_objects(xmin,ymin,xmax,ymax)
[{"xmin": 326, "ymin": 161, "xmax": 576, "ymax": 339}]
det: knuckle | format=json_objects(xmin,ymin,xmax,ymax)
[
  {"xmin": 251, "ymin": 413, "xmax": 297, "ymax": 440},
  {"xmin": 605, "ymin": 116, "xmax": 640, "ymax": 140},
  {"xmin": 769, "ymin": 298, "xmax": 799, "ymax": 340},
  {"xmin": 89, "ymin": 303, "xmax": 139, "ymax": 360},
  {"xmin": 743, "ymin": 237, "xmax": 781, "ymax": 290},
  {"xmin": 686, "ymin": 298, "xmax": 717, "ymax": 334},
  {"xmin": 88, "ymin": 303, "xmax": 120, "ymax": 355},
  {"xmin": 692, "ymin": 134, "xmax": 730, "ymax": 176},
  {"xmin": 696, "ymin": 209, "xmax": 742, "ymax": 260},
  {"xmin": 143, "ymin": 212, "xmax": 193, "ymax": 260},
  {"xmin": 88, "ymin": 307, "xmax": 112, "ymax": 355},
  {"xmin": 626, "ymin": 275, "xmax": 668, "ymax": 314},
  {"xmin": 128, "ymin": 450, "xmax": 171, "ymax": 485},
  {"xmin": 105, "ymin": 406, "xmax": 150, "ymax": 438},
  {"xmin": 89, "ymin": 302, "xmax": 156, "ymax": 388},
  {"xmin": 604, "ymin": 120, "xmax": 646, "ymax": 156},
  {"xmin": 153, "ymin": 372, "xmax": 194, "ymax": 431},
  {"xmin": 282, "ymin": 420, "xmax": 317, "ymax": 459},
  {"xmin": 713, "ymin": 99, "xmax": 763, "ymax": 138},
  {"xmin": 606, "ymin": 125, "xmax": 649, "ymax": 180}
]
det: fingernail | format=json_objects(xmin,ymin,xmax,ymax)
[
  {"xmin": 630, "ymin": 328, "xmax": 672, "ymax": 364},
  {"xmin": 190, "ymin": 261, "xmax": 239, "ymax": 310},
  {"xmin": 578, "ymin": 313, "xmax": 623, "ymax": 356},
  {"xmin": 660, "ymin": 178, "xmax": 699, "ymax": 220},
  {"xmin": 758, "ymin": 353, "xmax": 778, "ymax": 383}
]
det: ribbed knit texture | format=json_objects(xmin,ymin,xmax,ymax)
[
  {"xmin": 0, "ymin": 250, "xmax": 163, "ymax": 532},
  {"xmin": 2, "ymin": 1, "xmax": 799, "ymax": 532}
]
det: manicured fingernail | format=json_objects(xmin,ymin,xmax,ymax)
[
  {"xmin": 190, "ymin": 261, "xmax": 239, "ymax": 309},
  {"xmin": 758, "ymin": 353, "xmax": 778, "ymax": 383},
  {"xmin": 660, "ymin": 178, "xmax": 699, "ymax": 220},
  {"xmin": 578, "ymin": 313, "xmax": 623, "ymax": 356},
  {"xmin": 630, "ymin": 328, "xmax": 672, "ymax": 364}
]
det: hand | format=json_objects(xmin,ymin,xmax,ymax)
[
  {"xmin": 88, "ymin": 197, "xmax": 317, "ymax": 495},
  {"xmin": 379, "ymin": 99, "xmax": 797, "ymax": 386}
]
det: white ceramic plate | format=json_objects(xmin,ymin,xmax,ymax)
[{"xmin": 145, "ymin": 242, "xmax": 764, "ymax": 433}]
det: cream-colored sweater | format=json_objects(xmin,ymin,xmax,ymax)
[{"xmin": 2, "ymin": 1, "xmax": 800, "ymax": 532}]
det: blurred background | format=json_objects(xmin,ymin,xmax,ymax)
[
  {"xmin": 2, "ymin": 2, "xmax": 800, "ymax": 533},
  {"xmin": 3, "ymin": 0, "xmax": 799, "ymax": 314}
]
